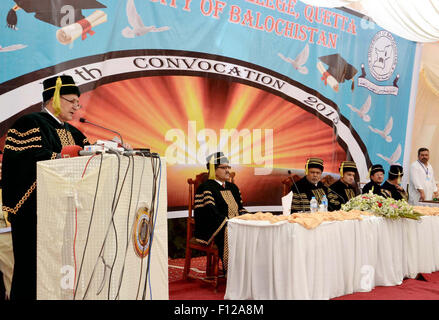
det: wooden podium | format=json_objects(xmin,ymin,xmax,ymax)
[{"xmin": 36, "ymin": 154, "xmax": 168, "ymax": 300}]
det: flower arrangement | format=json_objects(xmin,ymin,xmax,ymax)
[{"xmin": 341, "ymin": 191, "xmax": 423, "ymax": 220}]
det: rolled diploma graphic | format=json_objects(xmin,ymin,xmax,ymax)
[
  {"xmin": 317, "ymin": 61, "xmax": 339, "ymax": 92},
  {"xmin": 56, "ymin": 10, "xmax": 108, "ymax": 45}
]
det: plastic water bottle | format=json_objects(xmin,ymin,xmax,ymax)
[
  {"xmin": 321, "ymin": 195, "xmax": 328, "ymax": 212},
  {"xmin": 310, "ymin": 197, "xmax": 318, "ymax": 213}
]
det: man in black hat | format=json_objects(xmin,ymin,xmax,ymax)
[
  {"xmin": 2, "ymin": 74, "xmax": 89, "ymax": 300},
  {"xmin": 328, "ymin": 161, "xmax": 359, "ymax": 210},
  {"xmin": 291, "ymin": 157, "xmax": 334, "ymax": 213},
  {"xmin": 194, "ymin": 152, "xmax": 248, "ymax": 273},
  {"xmin": 381, "ymin": 165, "xmax": 408, "ymax": 201},
  {"xmin": 362, "ymin": 164, "xmax": 388, "ymax": 197}
]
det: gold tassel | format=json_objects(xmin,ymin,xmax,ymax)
[
  {"xmin": 208, "ymin": 160, "xmax": 216, "ymax": 180},
  {"xmin": 52, "ymin": 76, "xmax": 62, "ymax": 116},
  {"xmin": 340, "ymin": 163, "xmax": 344, "ymax": 178},
  {"xmin": 368, "ymin": 167, "xmax": 371, "ymax": 179},
  {"xmin": 305, "ymin": 159, "xmax": 309, "ymax": 175}
]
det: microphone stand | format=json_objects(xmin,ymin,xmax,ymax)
[{"xmin": 79, "ymin": 118, "xmax": 124, "ymax": 149}]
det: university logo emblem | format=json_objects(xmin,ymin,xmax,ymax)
[
  {"xmin": 368, "ymin": 30, "xmax": 397, "ymax": 82},
  {"xmin": 358, "ymin": 30, "xmax": 399, "ymax": 96},
  {"xmin": 133, "ymin": 206, "xmax": 153, "ymax": 258}
]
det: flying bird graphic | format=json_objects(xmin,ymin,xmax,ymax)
[
  {"xmin": 368, "ymin": 117, "xmax": 393, "ymax": 142},
  {"xmin": 377, "ymin": 143, "xmax": 402, "ymax": 165},
  {"xmin": 0, "ymin": 44, "xmax": 27, "ymax": 52},
  {"xmin": 347, "ymin": 95, "xmax": 372, "ymax": 122},
  {"xmin": 278, "ymin": 44, "xmax": 309, "ymax": 74},
  {"xmin": 122, "ymin": 0, "xmax": 170, "ymax": 38}
]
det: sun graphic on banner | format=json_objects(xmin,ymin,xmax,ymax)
[{"xmin": 74, "ymin": 75, "xmax": 346, "ymax": 208}]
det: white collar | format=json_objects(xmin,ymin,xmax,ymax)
[
  {"xmin": 215, "ymin": 179, "xmax": 226, "ymax": 187},
  {"xmin": 44, "ymin": 107, "xmax": 63, "ymax": 125}
]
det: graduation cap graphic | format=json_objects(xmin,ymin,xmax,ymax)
[
  {"xmin": 6, "ymin": 0, "xmax": 106, "ymax": 29},
  {"xmin": 317, "ymin": 54, "xmax": 357, "ymax": 92}
]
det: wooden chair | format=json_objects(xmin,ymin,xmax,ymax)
[
  {"xmin": 321, "ymin": 175, "xmax": 337, "ymax": 188},
  {"xmin": 182, "ymin": 171, "xmax": 236, "ymax": 291},
  {"xmin": 281, "ymin": 174, "xmax": 302, "ymax": 196}
]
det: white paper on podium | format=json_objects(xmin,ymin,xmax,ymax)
[{"xmin": 281, "ymin": 191, "xmax": 293, "ymax": 215}]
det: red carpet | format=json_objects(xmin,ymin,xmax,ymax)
[
  {"xmin": 169, "ymin": 256, "xmax": 439, "ymax": 300},
  {"xmin": 332, "ymin": 278, "xmax": 439, "ymax": 300},
  {"xmin": 168, "ymin": 257, "xmax": 226, "ymax": 300}
]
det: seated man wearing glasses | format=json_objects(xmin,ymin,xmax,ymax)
[
  {"xmin": 194, "ymin": 152, "xmax": 248, "ymax": 272},
  {"xmin": 2, "ymin": 75, "xmax": 89, "ymax": 300}
]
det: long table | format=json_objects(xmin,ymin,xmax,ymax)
[{"xmin": 224, "ymin": 215, "xmax": 439, "ymax": 300}]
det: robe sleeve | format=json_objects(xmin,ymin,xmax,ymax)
[
  {"xmin": 193, "ymin": 184, "xmax": 227, "ymax": 245},
  {"xmin": 2, "ymin": 115, "xmax": 59, "ymax": 216},
  {"xmin": 327, "ymin": 187, "xmax": 341, "ymax": 211},
  {"xmin": 235, "ymin": 187, "xmax": 248, "ymax": 215}
]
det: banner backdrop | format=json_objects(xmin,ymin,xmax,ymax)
[{"xmin": 0, "ymin": 0, "xmax": 417, "ymax": 214}]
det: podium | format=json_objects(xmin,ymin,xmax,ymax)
[{"xmin": 36, "ymin": 154, "xmax": 168, "ymax": 300}]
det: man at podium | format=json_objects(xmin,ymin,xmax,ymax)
[{"xmin": 2, "ymin": 75, "xmax": 89, "ymax": 300}]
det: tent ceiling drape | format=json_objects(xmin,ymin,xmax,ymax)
[{"xmin": 299, "ymin": 0, "xmax": 439, "ymax": 43}]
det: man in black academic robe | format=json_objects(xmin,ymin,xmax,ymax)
[
  {"xmin": 328, "ymin": 161, "xmax": 359, "ymax": 210},
  {"xmin": 2, "ymin": 75, "xmax": 89, "ymax": 300},
  {"xmin": 381, "ymin": 165, "xmax": 408, "ymax": 201},
  {"xmin": 362, "ymin": 164, "xmax": 389, "ymax": 197},
  {"xmin": 291, "ymin": 157, "xmax": 334, "ymax": 213},
  {"xmin": 194, "ymin": 152, "xmax": 248, "ymax": 272}
]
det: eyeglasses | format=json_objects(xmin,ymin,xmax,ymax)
[
  {"xmin": 61, "ymin": 96, "xmax": 82, "ymax": 109},
  {"xmin": 217, "ymin": 165, "xmax": 231, "ymax": 170}
]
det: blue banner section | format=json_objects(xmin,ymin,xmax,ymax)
[{"xmin": 0, "ymin": 0, "xmax": 417, "ymax": 192}]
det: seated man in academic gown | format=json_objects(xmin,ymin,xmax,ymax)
[
  {"xmin": 193, "ymin": 152, "xmax": 248, "ymax": 272},
  {"xmin": 328, "ymin": 161, "xmax": 359, "ymax": 210},
  {"xmin": 291, "ymin": 157, "xmax": 334, "ymax": 213},
  {"xmin": 362, "ymin": 164, "xmax": 388, "ymax": 197},
  {"xmin": 2, "ymin": 75, "xmax": 89, "ymax": 300},
  {"xmin": 381, "ymin": 165, "xmax": 408, "ymax": 201}
]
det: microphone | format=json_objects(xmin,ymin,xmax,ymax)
[
  {"xmin": 79, "ymin": 117, "xmax": 124, "ymax": 149},
  {"xmin": 79, "ymin": 150, "xmax": 102, "ymax": 156}
]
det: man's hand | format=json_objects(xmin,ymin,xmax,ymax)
[
  {"xmin": 61, "ymin": 145, "xmax": 82, "ymax": 158},
  {"xmin": 418, "ymin": 189, "xmax": 426, "ymax": 201}
]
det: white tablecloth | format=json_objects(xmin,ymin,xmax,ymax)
[{"xmin": 224, "ymin": 215, "xmax": 439, "ymax": 300}]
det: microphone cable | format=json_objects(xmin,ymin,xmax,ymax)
[
  {"xmin": 142, "ymin": 155, "xmax": 161, "ymax": 300},
  {"xmin": 82, "ymin": 152, "xmax": 123, "ymax": 299},
  {"xmin": 107, "ymin": 154, "xmax": 134, "ymax": 299},
  {"xmin": 114, "ymin": 152, "xmax": 147, "ymax": 300},
  {"xmin": 138, "ymin": 155, "xmax": 160, "ymax": 299},
  {"xmin": 73, "ymin": 153, "xmax": 104, "ymax": 300}
]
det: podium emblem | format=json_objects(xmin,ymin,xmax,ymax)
[{"xmin": 133, "ymin": 206, "xmax": 153, "ymax": 258}]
